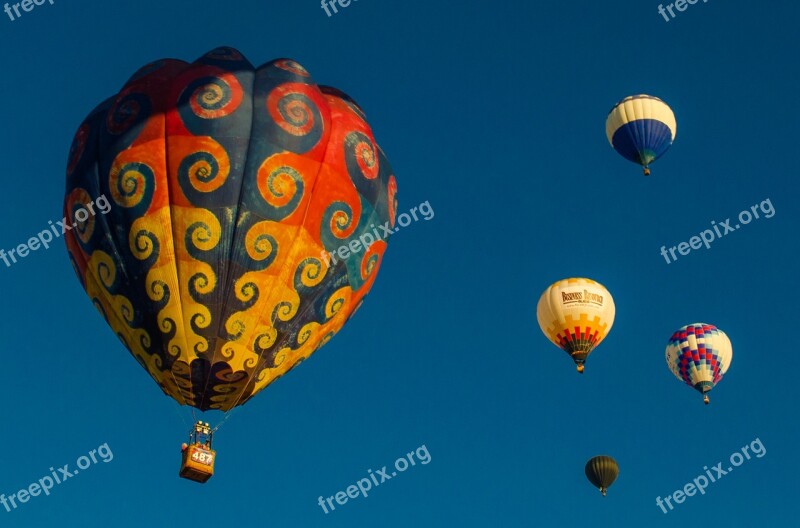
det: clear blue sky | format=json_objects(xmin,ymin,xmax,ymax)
[{"xmin": 0, "ymin": 0, "xmax": 797, "ymax": 526}]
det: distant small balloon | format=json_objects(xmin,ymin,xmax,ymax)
[{"xmin": 585, "ymin": 456, "xmax": 619, "ymax": 496}]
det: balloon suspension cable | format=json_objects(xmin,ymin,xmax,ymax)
[
  {"xmin": 170, "ymin": 401, "xmax": 192, "ymax": 432},
  {"xmin": 212, "ymin": 406, "xmax": 241, "ymax": 434}
]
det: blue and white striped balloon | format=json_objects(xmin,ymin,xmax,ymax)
[{"xmin": 606, "ymin": 95, "xmax": 676, "ymax": 175}]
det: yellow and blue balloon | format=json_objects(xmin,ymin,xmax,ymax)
[{"xmin": 606, "ymin": 95, "xmax": 676, "ymax": 175}]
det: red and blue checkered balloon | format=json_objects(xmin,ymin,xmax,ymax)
[{"xmin": 665, "ymin": 323, "xmax": 732, "ymax": 404}]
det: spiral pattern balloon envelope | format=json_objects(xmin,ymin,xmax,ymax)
[
  {"xmin": 537, "ymin": 278, "xmax": 615, "ymax": 373},
  {"xmin": 665, "ymin": 323, "xmax": 732, "ymax": 404},
  {"xmin": 606, "ymin": 94, "xmax": 676, "ymax": 175},
  {"xmin": 63, "ymin": 47, "xmax": 398, "ymax": 411}
]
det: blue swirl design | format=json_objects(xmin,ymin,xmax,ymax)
[{"xmin": 106, "ymin": 92, "xmax": 152, "ymax": 136}]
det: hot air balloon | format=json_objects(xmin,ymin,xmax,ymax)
[
  {"xmin": 606, "ymin": 94, "xmax": 676, "ymax": 175},
  {"xmin": 666, "ymin": 323, "xmax": 732, "ymax": 405},
  {"xmin": 585, "ymin": 456, "xmax": 619, "ymax": 497},
  {"xmin": 63, "ymin": 47, "xmax": 398, "ymax": 480},
  {"xmin": 537, "ymin": 278, "xmax": 615, "ymax": 373}
]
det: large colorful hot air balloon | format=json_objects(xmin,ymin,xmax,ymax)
[
  {"xmin": 606, "ymin": 94, "xmax": 676, "ymax": 175},
  {"xmin": 666, "ymin": 323, "xmax": 732, "ymax": 405},
  {"xmin": 537, "ymin": 278, "xmax": 615, "ymax": 373},
  {"xmin": 64, "ymin": 47, "xmax": 398, "ymax": 413},
  {"xmin": 585, "ymin": 456, "xmax": 619, "ymax": 497}
]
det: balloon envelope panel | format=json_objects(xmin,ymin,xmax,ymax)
[{"xmin": 64, "ymin": 48, "xmax": 397, "ymax": 411}]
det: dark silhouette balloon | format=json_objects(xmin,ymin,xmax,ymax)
[{"xmin": 585, "ymin": 456, "xmax": 619, "ymax": 496}]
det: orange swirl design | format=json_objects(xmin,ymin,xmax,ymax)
[
  {"xmin": 109, "ymin": 162, "xmax": 151, "ymax": 209},
  {"xmin": 174, "ymin": 136, "xmax": 231, "ymax": 194},
  {"xmin": 188, "ymin": 72, "xmax": 243, "ymax": 119},
  {"xmin": 354, "ymin": 137, "xmax": 379, "ymax": 179},
  {"xmin": 256, "ymin": 155, "xmax": 303, "ymax": 209},
  {"xmin": 267, "ymin": 84, "xmax": 318, "ymax": 136},
  {"xmin": 244, "ymin": 221, "xmax": 279, "ymax": 262}
]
